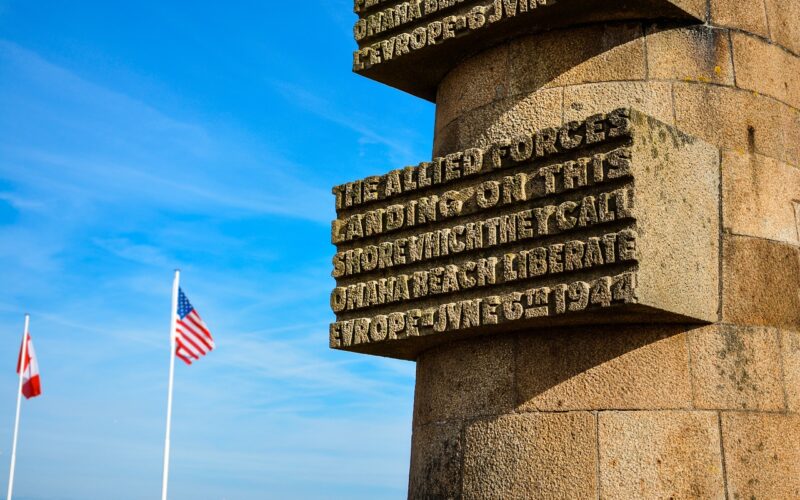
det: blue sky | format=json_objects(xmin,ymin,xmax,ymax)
[{"xmin": 0, "ymin": 2, "xmax": 434, "ymax": 498}]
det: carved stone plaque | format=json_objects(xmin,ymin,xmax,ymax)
[
  {"xmin": 330, "ymin": 109, "xmax": 720, "ymax": 359},
  {"xmin": 352, "ymin": 0, "xmax": 705, "ymax": 100}
]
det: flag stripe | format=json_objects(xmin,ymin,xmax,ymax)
[
  {"xmin": 179, "ymin": 318, "xmax": 213, "ymax": 349},
  {"xmin": 185, "ymin": 314, "xmax": 213, "ymax": 344},
  {"xmin": 175, "ymin": 348, "xmax": 193, "ymax": 365},
  {"xmin": 179, "ymin": 334, "xmax": 206, "ymax": 358},
  {"xmin": 176, "ymin": 336, "xmax": 202, "ymax": 359},
  {"xmin": 177, "ymin": 324, "xmax": 212, "ymax": 354}
]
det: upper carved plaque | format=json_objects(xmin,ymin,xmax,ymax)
[
  {"xmin": 329, "ymin": 109, "xmax": 720, "ymax": 360},
  {"xmin": 352, "ymin": 0, "xmax": 705, "ymax": 100}
]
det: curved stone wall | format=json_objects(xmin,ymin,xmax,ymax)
[{"xmin": 410, "ymin": 4, "xmax": 800, "ymax": 498}]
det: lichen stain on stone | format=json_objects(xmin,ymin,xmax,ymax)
[{"xmin": 717, "ymin": 329, "xmax": 759, "ymax": 402}]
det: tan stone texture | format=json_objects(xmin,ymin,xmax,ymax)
[
  {"xmin": 508, "ymin": 24, "xmax": 646, "ymax": 96},
  {"xmin": 435, "ymin": 44, "xmax": 509, "ymax": 133},
  {"xmin": 731, "ymin": 31, "xmax": 800, "ymax": 110},
  {"xmin": 673, "ymin": 82, "xmax": 789, "ymax": 163},
  {"xmin": 462, "ymin": 412, "xmax": 597, "ymax": 499},
  {"xmin": 710, "ymin": 0, "xmax": 770, "ymax": 38},
  {"xmin": 564, "ymin": 81, "xmax": 674, "ymax": 125},
  {"xmin": 433, "ymin": 87, "xmax": 563, "ymax": 154},
  {"xmin": 721, "ymin": 412, "xmax": 800, "ymax": 499},
  {"xmin": 689, "ymin": 324, "xmax": 785, "ymax": 410},
  {"xmin": 516, "ymin": 325, "xmax": 691, "ymax": 411},
  {"xmin": 413, "ymin": 335, "xmax": 514, "ymax": 424},
  {"xmin": 782, "ymin": 329, "xmax": 800, "ymax": 411},
  {"xmin": 722, "ymin": 235, "xmax": 800, "ymax": 330},
  {"xmin": 722, "ymin": 150, "xmax": 800, "ymax": 244},
  {"xmin": 599, "ymin": 411, "xmax": 725, "ymax": 499},
  {"xmin": 764, "ymin": 0, "xmax": 800, "ymax": 54},
  {"xmin": 782, "ymin": 105, "xmax": 800, "ymax": 166},
  {"xmin": 627, "ymin": 112, "xmax": 721, "ymax": 322},
  {"xmin": 670, "ymin": 0, "xmax": 709, "ymax": 19},
  {"xmin": 408, "ymin": 421, "xmax": 463, "ymax": 499},
  {"xmin": 646, "ymin": 25, "xmax": 734, "ymax": 85}
]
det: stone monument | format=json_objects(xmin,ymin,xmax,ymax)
[{"xmin": 332, "ymin": 0, "xmax": 800, "ymax": 497}]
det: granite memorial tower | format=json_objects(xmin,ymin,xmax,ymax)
[{"xmin": 331, "ymin": 0, "xmax": 800, "ymax": 497}]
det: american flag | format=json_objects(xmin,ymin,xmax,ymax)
[{"xmin": 175, "ymin": 288, "xmax": 215, "ymax": 365}]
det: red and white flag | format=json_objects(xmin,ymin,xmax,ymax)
[
  {"xmin": 174, "ymin": 288, "xmax": 215, "ymax": 365},
  {"xmin": 16, "ymin": 332, "xmax": 41, "ymax": 399}
]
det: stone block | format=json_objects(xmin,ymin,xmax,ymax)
[
  {"xmin": 722, "ymin": 235, "xmax": 800, "ymax": 330},
  {"xmin": 408, "ymin": 421, "xmax": 463, "ymax": 499},
  {"xmin": 689, "ymin": 324, "xmax": 785, "ymax": 411},
  {"xmin": 710, "ymin": 0, "xmax": 769, "ymax": 38},
  {"xmin": 516, "ymin": 324, "xmax": 691, "ymax": 411},
  {"xmin": 721, "ymin": 412, "xmax": 800, "ymax": 499},
  {"xmin": 330, "ymin": 109, "xmax": 721, "ymax": 360},
  {"xmin": 722, "ymin": 150, "xmax": 800, "ymax": 244},
  {"xmin": 435, "ymin": 44, "xmax": 509, "ymax": 132},
  {"xmin": 731, "ymin": 31, "xmax": 800, "ymax": 110},
  {"xmin": 564, "ymin": 81, "xmax": 674, "ymax": 125},
  {"xmin": 434, "ymin": 87, "xmax": 564, "ymax": 152},
  {"xmin": 599, "ymin": 411, "xmax": 725, "ymax": 499},
  {"xmin": 764, "ymin": 0, "xmax": 800, "ymax": 54},
  {"xmin": 413, "ymin": 335, "xmax": 514, "ymax": 424},
  {"xmin": 509, "ymin": 24, "xmax": 646, "ymax": 96},
  {"xmin": 782, "ymin": 105, "xmax": 800, "ymax": 167},
  {"xmin": 674, "ymin": 82, "xmax": 788, "ymax": 162},
  {"xmin": 462, "ymin": 412, "xmax": 597, "ymax": 499},
  {"xmin": 782, "ymin": 329, "xmax": 800, "ymax": 411},
  {"xmin": 645, "ymin": 25, "xmax": 734, "ymax": 85}
]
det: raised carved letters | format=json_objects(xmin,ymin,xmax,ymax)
[
  {"xmin": 352, "ymin": 0, "xmax": 551, "ymax": 71},
  {"xmin": 329, "ymin": 109, "xmax": 658, "ymax": 355}
]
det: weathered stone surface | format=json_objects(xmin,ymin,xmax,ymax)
[
  {"xmin": 599, "ymin": 411, "xmax": 725, "ymax": 499},
  {"xmin": 722, "ymin": 235, "xmax": 800, "ymax": 330},
  {"xmin": 782, "ymin": 104, "xmax": 800, "ymax": 167},
  {"xmin": 408, "ymin": 421, "xmax": 463, "ymax": 499},
  {"xmin": 731, "ymin": 31, "xmax": 800, "ymax": 110},
  {"xmin": 435, "ymin": 44, "xmax": 509, "ymax": 132},
  {"xmin": 352, "ymin": 0, "xmax": 703, "ymax": 100},
  {"xmin": 564, "ymin": 81, "xmax": 675, "ymax": 126},
  {"xmin": 722, "ymin": 150, "xmax": 800, "ymax": 244},
  {"xmin": 673, "ymin": 83, "xmax": 789, "ymax": 162},
  {"xmin": 462, "ymin": 412, "xmax": 597, "ymax": 499},
  {"xmin": 508, "ymin": 24, "xmax": 646, "ymax": 95},
  {"xmin": 413, "ymin": 335, "xmax": 513, "ymax": 423},
  {"xmin": 710, "ymin": 0, "xmax": 770, "ymax": 38},
  {"xmin": 764, "ymin": 0, "xmax": 800, "ymax": 54},
  {"xmin": 435, "ymin": 86, "xmax": 564, "ymax": 149},
  {"xmin": 782, "ymin": 329, "xmax": 800, "ymax": 412},
  {"xmin": 689, "ymin": 324, "xmax": 785, "ymax": 411},
  {"xmin": 330, "ymin": 110, "xmax": 720, "ymax": 360},
  {"xmin": 721, "ymin": 412, "xmax": 800, "ymax": 499},
  {"xmin": 516, "ymin": 324, "xmax": 691, "ymax": 411},
  {"xmin": 645, "ymin": 25, "xmax": 734, "ymax": 85}
]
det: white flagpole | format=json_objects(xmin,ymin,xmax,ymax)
[
  {"xmin": 161, "ymin": 270, "xmax": 180, "ymax": 500},
  {"xmin": 7, "ymin": 314, "xmax": 29, "ymax": 500}
]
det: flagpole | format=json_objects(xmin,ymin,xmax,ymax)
[
  {"xmin": 7, "ymin": 314, "xmax": 29, "ymax": 500},
  {"xmin": 161, "ymin": 270, "xmax": 179, "ymax": 500}
]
